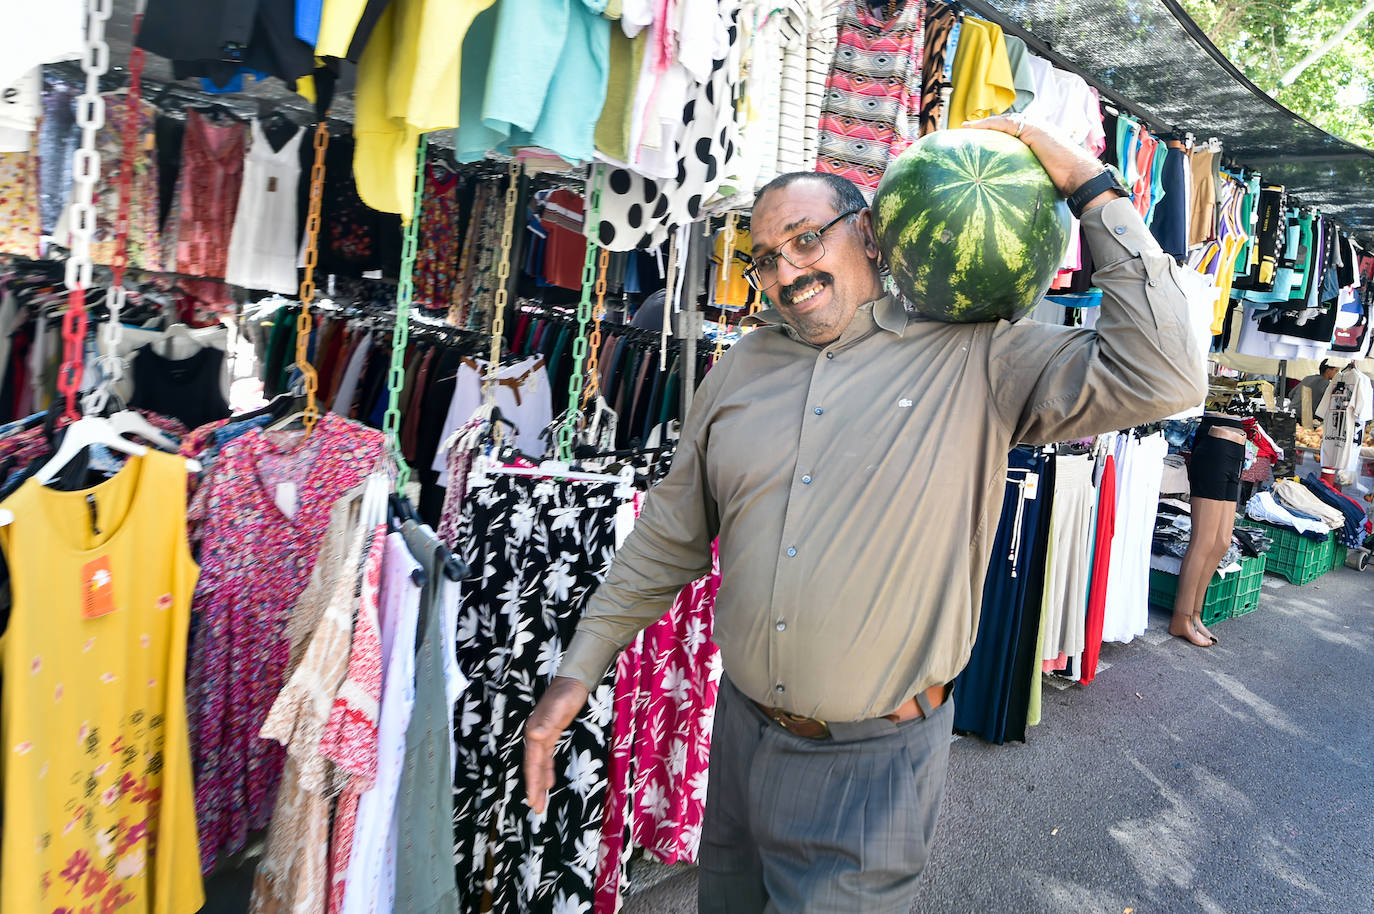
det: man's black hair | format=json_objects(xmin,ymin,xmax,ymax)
[{"xmin": 754, "ymin": 171, "xmax": 868, "ymax": 216}]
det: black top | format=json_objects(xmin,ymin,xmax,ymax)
[{"xmin": 128, "ymin": 345, "xmax": 232, "ymax": 431}]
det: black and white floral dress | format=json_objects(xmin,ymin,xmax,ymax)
[{"xmin": 452, "ymin": 472, "xmax": 621, "ymax": 914}]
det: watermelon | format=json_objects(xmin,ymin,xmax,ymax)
[{"xmin": 872, "ymin": 128, "xmax": 1072, "ymax": 323}]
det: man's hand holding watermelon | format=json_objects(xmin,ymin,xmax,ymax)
[{"xmin": 964, "ymin": 113, "xmax": 1121, "ymax": 212}]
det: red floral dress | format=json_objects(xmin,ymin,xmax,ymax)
[
  {"xmin": 594, "ymin": 546, "xmax": 723, "ymax": 913},
  {"xmin": 185, "ymin": 413, "xmax": 385, "ymax": 873}
]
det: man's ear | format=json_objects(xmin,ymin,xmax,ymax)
[{"xmin": 859, "ymin": 207, "xmax": 880, "ymax": 259}]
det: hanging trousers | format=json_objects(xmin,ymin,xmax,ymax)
[{"xmin": 698, "ymin": 676, "xmax": 953, "ymax": 914}]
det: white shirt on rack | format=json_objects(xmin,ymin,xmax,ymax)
[
  {"xmin": 431, "ymin": 355, "xmax": 552, "ymax": 483},
  {"xmin": 226, "ymin": 119, "xmax": 305, "ymax": 295}
]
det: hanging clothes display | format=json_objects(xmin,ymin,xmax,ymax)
[
  {"xmin": 161, "ymin": 110, "xmax": 248, "ymax": 280},
  {"xmin": 412, "ymin": 157, "xmax": 464, "ymax": 311},
  {"xmin": 0, "ymin": 140, "xmax": 40, "ymax": 258},
  {"xmin": 0, "ymin": 450, "xmax": 204, "ymax": 914},
  {"xmin": 951, "ymin": 447, "xmax": 1054, "ymax": 745},
  {"xmin": 1038, "ymin": 452, "xmax": 1095, "ymax": 670},
  {"xmin": 128, "ymin": 345, "xmax": 233, "ymax": 430},
  {"xmin": 595, "ymin": 545, "xmax": 723, "ymax": 914},
  {"xmin": 450, "ymin": 472, "xmax": 623, "ymax": 914},
  {"xmin": 590, "ymin": 0, "xmax": 742, "ymax": 252},
  {"xmin": 86, "ymin": 94, "xmax": 164, "ymax": 272},
  {"xmin": 226, "ymin": 118, "xmax": 305, "ymax": 295},
  {"xmin": 184, "ymin": 413, "xmax": 386, "ymax": 873},
  {"xmin": 814, "ymin": 0, "xmax": 925, "ymax": 193},
  {"xmin": 1098, "ymin": 432, "xmax": 1168, "ymax": 645}
]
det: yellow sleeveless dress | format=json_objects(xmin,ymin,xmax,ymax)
[{"xmin": 0, "ymin": 450, "xmax": 204, "ymax": 914}]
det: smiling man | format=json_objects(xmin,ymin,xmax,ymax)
[{"xmin": 524, "ymin": 117, "xmax": 1207, "ymax": 913}]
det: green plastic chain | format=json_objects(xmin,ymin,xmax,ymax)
[
  {"xmin": 383, "ymin": 135, "xmax": 429, "ymax": 494},
  {"xmin": 555, "ymin": 168, "xmax": 605, "ymax": 462}
]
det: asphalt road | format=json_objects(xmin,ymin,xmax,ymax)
[{"xmin": 622, "ymin": 564, "xmax": 1374, "ymax": 914}]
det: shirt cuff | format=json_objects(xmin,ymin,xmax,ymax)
[
  {"xmin": 557, "ymin": 630, "xmax": 622, "ymax": 691},
  {"xmin": 1081, "ymin": 195, "xmax": 1163, "ymax": 265}
]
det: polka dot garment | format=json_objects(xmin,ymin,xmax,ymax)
[{"xmin": 591, "ymin": 0, "xmax": 742, "ymax": 252}]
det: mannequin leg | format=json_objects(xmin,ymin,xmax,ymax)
[{"xmin": 1170, "ymin": 496, "xmax": 1232, "ymax": 646}]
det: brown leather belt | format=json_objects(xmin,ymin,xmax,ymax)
[{"xmin": 751, "ymin": 683, "xmax": 950, "ymax": 740}]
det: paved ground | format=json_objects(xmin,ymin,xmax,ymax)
[
  {"xmin": 203, "ymin": 563, "xmax": 1373, "ymax": 914},
  {"xmin": 622, "ymin": 564, "xmax": 1374, "ymax": 914}
]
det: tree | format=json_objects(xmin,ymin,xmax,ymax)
[{"xmin": 1180, "ymin": 0, "xmax": 1374, "ymax": 147}]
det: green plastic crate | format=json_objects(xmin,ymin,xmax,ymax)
[
  {"xmin": 1147, "ymin": 553, "xmax": 1267, "ymax": 625},
  {"xmin": 1235, "ymin": 519, "xmax": 1334, "ymax": 585},
  {"xmin": 1331, "ymin": 544, "xmax": 1349, "ymax": 571}
]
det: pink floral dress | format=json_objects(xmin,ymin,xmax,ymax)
[
  {"xmin": 594, "ymin": 545, "xmax": 723, "ymax": 913},
  {"xmin": 185, "ymin": 413, "xmax": 385, "ymax": 873}
]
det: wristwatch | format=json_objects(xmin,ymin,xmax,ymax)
[{"xmin": 1065, "ymin": 166, "xmax": 1130, "ymax": 219}]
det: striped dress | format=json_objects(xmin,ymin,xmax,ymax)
[{"xmin": 815, "ymin": 0, "xmax": 925, "ymax": 194}]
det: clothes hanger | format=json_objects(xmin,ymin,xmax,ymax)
[
  {"xmin": 154, "ymin": 322, "xmax": 206, "ymax": 358},
  {"xmin": 106, "ymin": 410, "xmax": 181, "ymax": 453}
]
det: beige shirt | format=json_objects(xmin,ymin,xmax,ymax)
[{"xmin": 559, "ymin": 196, "xmax": 1207, "ymax": 722}]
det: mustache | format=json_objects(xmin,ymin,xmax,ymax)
[{"xmin": 779, "ymin": 272, "xmax": 833, "ymax": 305}]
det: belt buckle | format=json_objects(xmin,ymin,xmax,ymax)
[{"xmin": 770, "ymin": 708, "xmax": 830, "ymax": 740}]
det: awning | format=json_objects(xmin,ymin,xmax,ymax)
[{"xmin": 968, "ymin": 0, "xmax": 1374, "ymax": 244}]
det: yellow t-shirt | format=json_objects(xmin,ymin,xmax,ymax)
[
  {"xmin": 946, "ymin": 17, "xmax": 1017, "ymax": 128},
  {"xmin": 712, "ymin": 225, "xmax": 753, "ymax": 311},
  {"xmin": 0, "ymin": 451, "xmax": 203, "ymax": 914}
]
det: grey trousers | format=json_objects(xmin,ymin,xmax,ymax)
[{"xmin": 698, "ymin": 677, "xmax": 953, "ymax": 914}]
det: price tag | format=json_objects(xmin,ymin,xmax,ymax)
[
  {"xmin": 275, "ymin": 482, "xmax": 299, "ymax": 519},
  {"xmin": 1024, "ymin": 472, "xmax": 1040, "ymax": 501},
  {"xmin": 82, "ymin": 556, "xmax": 117, "ymax": 619}
]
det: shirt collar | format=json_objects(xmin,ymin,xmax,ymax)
[{"xmin": 741, "ymin": 293, "xmax": 909, "ymax": 343}]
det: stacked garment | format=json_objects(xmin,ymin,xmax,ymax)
[
  {"xmin": 1300, "ymin": 473, "xmax": 1372, "ymax": 548},
  {"xmin": 1244, "ymin": 490, "xmax": 1329, "ymax": 540}
]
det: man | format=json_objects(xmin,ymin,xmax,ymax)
[
  {"xmin": 524, "ymin": 117, "xmax": 1206, "ymax": 913},
  {"xmin": 1292, "ymin": 359, "xmax": 1337, "ymax": 426}
]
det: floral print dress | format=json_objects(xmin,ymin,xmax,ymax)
[
  {"xmin": 452, "ymin": 473, "xmax": 623, "ymax": 914},
  {"xmin": 89, "ymin": 94, "xmax": 163, "ymax": 271},
  {"xmin": 185, "ymin": 413, "xmax": 385, "ymax": 873},
  {"xmin": 594, "ymin": 546, "xmax": 723, "ymax": 914}
]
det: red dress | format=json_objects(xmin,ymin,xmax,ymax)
[
  {"xmin": 163, "ymin": 110, "xmax": 246, "ymax": 279},
  {"xmin": 1078, "ymin": 454, "xmax": 1116, "ymax": 685}
]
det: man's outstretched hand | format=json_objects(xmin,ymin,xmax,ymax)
[{"xmin": 523, "ymin": 676, "xmax": 591, "ymax": 815}]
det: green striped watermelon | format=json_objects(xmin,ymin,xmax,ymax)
[{"xmin": 872, "ymin": 128, "xmax": 1072, "ymax": 324}]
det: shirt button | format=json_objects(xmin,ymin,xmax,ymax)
[
  {"xmin": 775, "ymin": 683, "xmax": 785, "ymax": 693},
  {"xmin": 1114, "ymin": 225, "xmax": 1127, "ymax": 235},
  {"xmin": 786, "ymin": 546, "xmax": 797, "ymax": 557},
  {"xmin": 825, "ymin": 352, "xmax": 834, "ymax": 360},
  {"xmin": 813, "ymin": 407, "xmax": 823, "ymax": 416},
  {"xmin": 1148, "ymin": 279, "xmax": 1158, "ymax": 287},
  {"xmin": 801, "ymin": 475, "xmax": 812, "ymax": 484},
  {"xmin": 776, "ymin": 620, "xmax": 787, "ymax": 632}
]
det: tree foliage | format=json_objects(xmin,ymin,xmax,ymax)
[{"xmin": 1180, "ymin": 0, "xmax": 1374, "ymax": 147}]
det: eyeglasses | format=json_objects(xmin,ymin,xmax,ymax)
[{"xmin": 743, "ymin": 210, "xmax": 861, "ymax": 291}]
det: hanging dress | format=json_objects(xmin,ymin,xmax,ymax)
[
  {"xmin": 0, "ymin": 450, "xmax": 204, "ymax": 914},
  {"xmin": 185, "ymin": 413, "xmax": 386, "ymax": 873},
  {"xmin": 87, "ymin": 93, "xmax": 163, "ymax": 271},
  {"xmin": 162, "ymin": 109, "xmax": 247, "ymax": 279},
  {"xmin": 226, "ymin": 119, "xmax": 305, "ymax": 295}
]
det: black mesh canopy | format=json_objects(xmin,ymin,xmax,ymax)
[{"xmin": 969, "ymin": 0, "xmax": 1374, "ymax": 243}]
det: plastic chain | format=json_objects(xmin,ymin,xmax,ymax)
[
  {"xmin": 484, "ymin": 159, "xmax": 523, "ymax": 407},
  {"xmin": 383, "ymin": 136, "xmax": 429, "ymax": 495},
  {"xmin": 582, "ymin": 245, "xmax": 610, "ymax": 406},
  {"xmin": 555, "ymin": 167, "xmax": 605, "ymax": 462},
  {"xmin": 57, "ymin": 0, "xmax": 113, "ymax": 424},
  {"xmin": 294, "ymin": 121, "xmax": 331, "ymax": 434}
]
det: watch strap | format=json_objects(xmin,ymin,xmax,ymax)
[{"xmin": 1067, "ymin": 168, "xmax": 1129, "ymax": 220}]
